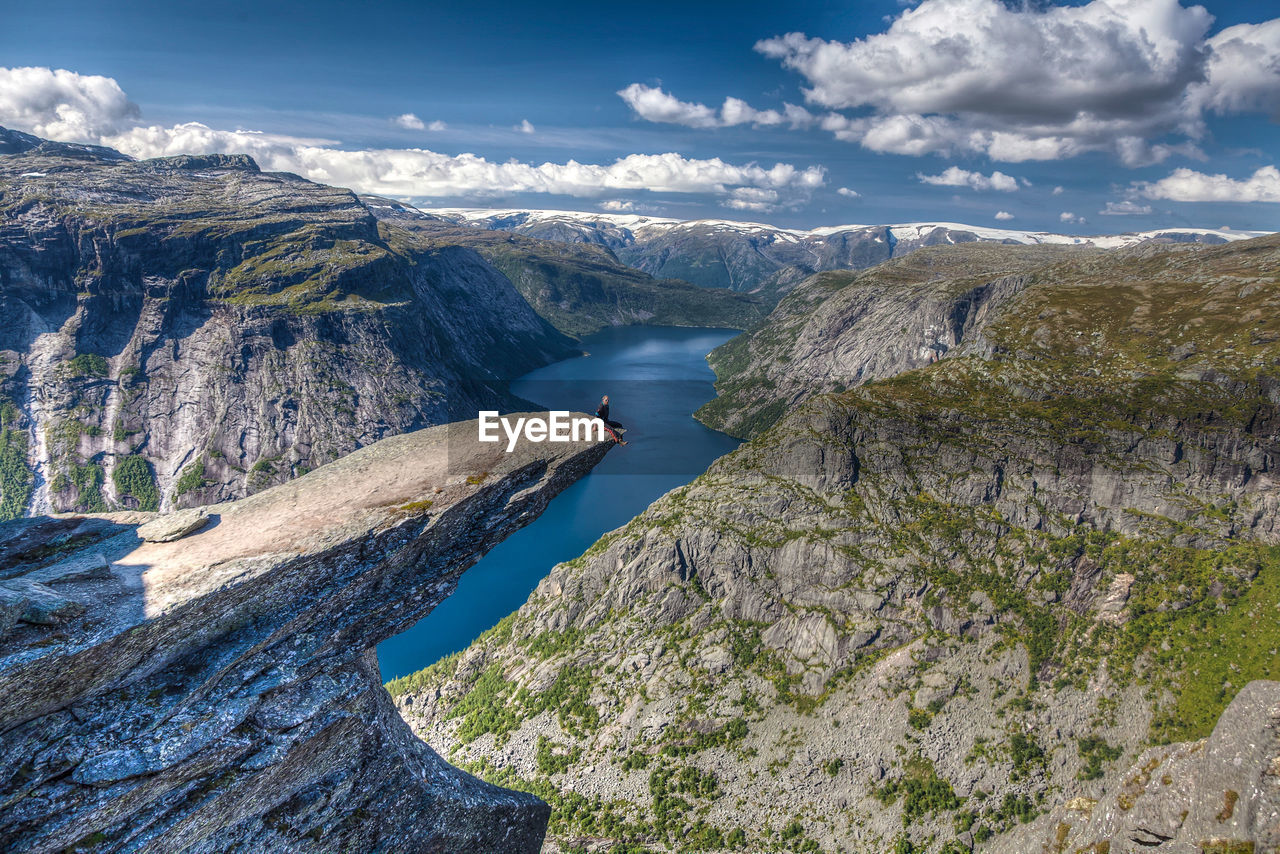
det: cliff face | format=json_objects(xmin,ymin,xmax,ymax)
[
  {"xmin": 398, "ymin": 235, "xmax": 1280, "ymax": 853},
  {"xmin": 696, "ymin": 244, "xmax": 1084, "ymax": 438},
  {"xmin": 0, "ymin": 415, "xmax": 612, "ymax": 853},
  {"xmin": 0, "ymin": 129, "xmax": 577, "ymax": 518},
  {"xmin": 361, "ymin": 198, "xmax": 766, "ymax": 339}
]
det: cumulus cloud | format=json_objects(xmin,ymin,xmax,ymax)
[
  {"xmin": 617, "ymin": 83, "xmax": 814, "ymax": 129},
  {"xmin": 393, "ymin": 113, "xmax": 426, "ymax": 130},
  {"xmin": 836, "ymin": 187, "xmax": 860, "ymax": 197},
  {"xmin": 1052, "ymin": 186, "xmax": 1065, "ymax": 195},
  {"xmin": 0, "ymin": 67, "xmax": 825, "ymax": 208},
  {"xmin": 748, "ymin": 0, "xmax": 1280, "ymax": 164},
  {"xmin": 0, "ymin": 66, "xmax": 139, "ymax": 140},
  {"xmin": 1136, "ymin": 165, "xmax": 1280, "ymax": 202},
  {"xmin": 1060, "ymin": 211, "xmax": 1086, "ymax": 224},
  {"xmin": 917, "ymin": 166, "xmax": 1018, "ymax": 191},
  {"xmin": 1100, "ymin": 200, "xmax": 1154, "ymax": 215},
  {"xmin": 1195, "ymin": 19, "xmax": 1280, "ymax": 116},
  {"xmin": 515, "ymin": 119, "xmax": 536, "ymax": 134},
  {"xmin": 994, "ymin": 210, "xmax": 1014, "ymax": 220}
]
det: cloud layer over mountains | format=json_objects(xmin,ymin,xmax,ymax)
[{"xmin": 0, "ymin": 66, "xmax": 825, "ymax": 210}]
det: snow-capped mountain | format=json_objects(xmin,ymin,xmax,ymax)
[{"xmin": 427, "ymin": 207, "xmax": 1268, "ymax": 298}]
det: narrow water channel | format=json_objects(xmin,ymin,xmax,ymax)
[{"xmin": 376, "ymin": 325, "xmax": 742, "ymax": 680}]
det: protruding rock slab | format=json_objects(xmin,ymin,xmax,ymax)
[
  {"xmin": 0, "ymin": 415, "xmax": 611, "ymax": 853},
  {"xmin": 135, "ymin": 509, "xmax": 210, "ymax": 543}
]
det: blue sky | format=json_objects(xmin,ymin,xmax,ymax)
[{"xmin": 2, "ymin": 0, "xmax": 1278, "ymax": 231}]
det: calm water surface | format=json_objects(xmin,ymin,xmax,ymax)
[{"xmin": 376, "ymin": 325, "xmax": 741, "ymax": 680}]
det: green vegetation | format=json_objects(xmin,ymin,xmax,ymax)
[
  {"xmin": 445, "ymin": 662, "xmax": 599, "ymax": 745},
  {"xmin": 874, "ymin": 757, "xmax": 962, "ymax": 825},
  {"xmin": 112, "ymin": 455, "xmax": 159, "ymax": 511},
  {"xmin": 0, "ymin": 400, "xmax": 32, "ymax": 521},
  {"xmin": 535, "ymin": 736, "xmax": 582, "ymax": 775},
  {"xmin": 68, "ymin": 462, "xmax": 108, "ymax": 512},
  {"xmin": 65, "ymin": 353, "xmax": 109, "ymax": 378},
  {"xmin": 1077, "ymin": 737, "xmax": 1123, "ymax": 781},
  {"xmin": 175, "ymin": 460, "xmax": 207, "ymax": 496}
]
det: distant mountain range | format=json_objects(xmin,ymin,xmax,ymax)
[{"xmin": 428, "ymin": 207, "xmax": 1269, "ymax": 300}]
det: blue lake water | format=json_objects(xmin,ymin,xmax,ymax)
[{"xmin": 376, "ymin": 325, "xmax": 742, "ymax": 681}]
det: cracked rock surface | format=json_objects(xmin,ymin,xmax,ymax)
[{"xmin": 0, "ymin": 414, "xmax": 611, "ymax": 853}]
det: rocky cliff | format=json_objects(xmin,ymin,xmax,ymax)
[
  {"xmin": 0, "ymin": 127, "xmax": 580, "ymax": 519},
  {"xmin": 397, "ymin": 234, "xmax": 1280, "ymax": 853},
  {"xmin": 362, "ymin": 198, "xmax": 766, "ymax": 339},
  {"xmin": 0, "ymin": 414, "xmax": 612, "ymax": 852},
  {"xmin": 695, "ymin": 243, "xmax": 1084, "ymax": 438}
]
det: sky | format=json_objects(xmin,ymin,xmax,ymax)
[{"xmin": 1, "ymin": 0, "xmax": 1278, "ymax": 231}]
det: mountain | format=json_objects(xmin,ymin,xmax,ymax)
[
  {"xmin": 362, "ymin": 198, "xmax": 765, "ymax": 338},
  {"xmin": 395, "ymin": 234, "xmax": 1280, "ymax": 853},
  {"xmin": 0, "ymin": 131, "xmax": 660, "ymax": 520},
  {"xmin": 429, "ymin": 207, "xmax": 1268, "ymax": 301},
  {"xmin": 695, "ymin": 243, "xmax": 1085, "ymax": 438},
  {"xmin": 0, "ymin": 415, "xmax": 612, "ymax": 852}
]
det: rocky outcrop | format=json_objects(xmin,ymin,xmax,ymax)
[
  {"xmin": 0, "ymin": 414, "xmax": 612, "ymax": 852},
  {"xmin": 0, "ymin": 128, "xmax": 578, "ymax": 518},
  {"xmin": 1001, "ymin": 680, "xmax": 1280, "ymax": 854},
  {"xmin": 399, "ymin": 234, "xmax": 1280, "ymax": 853},
  {"xmin": 696, "ymin": 243, "xmax": 1080, "ymax": 437}
]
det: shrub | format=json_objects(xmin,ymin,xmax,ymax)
[{"xmin": 112, "ymin": 455, "xmax": 159, "ymax": 511}]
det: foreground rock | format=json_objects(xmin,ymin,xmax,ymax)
[{"xmin": 0, "ymin": 414, "xmax": 611, "ymax": 852}]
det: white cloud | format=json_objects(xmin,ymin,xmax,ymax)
[
  {"xmin": 994, "ymin": 210, "xmax": 1014, "ymax": 220},
  {"xmin": 515, "ymin": 119, "xmax": 535, "ymax": 134},
  {"xmin": 917, "ymin": 166, "xmax": 1018, "ymax": 191},
  {"xmin": 0, "ymin": 66, "xmax": 139, "ymax": 140},
  {"xmin": 1100, "ymin": 200, "xmax": 1154, "ymax": 215},
  {"xmin": 599, "ymin": 199, "xmax": 665, "ymax": 214},
  {"xmin": 1137, "ymin": 165, "xmax": 1280, "ymax": 203},
  {"xmin": 617, "ymin": 83, "xmax": 814, "ymax": 129},
  {"xmin": 0, "ymin": 67, "xmax": 826, "ymax": 206},
  {"xmin": 751, "ymin": 0, "xmax": 1280, "ymax": 163},
  {"xmin": 617, "ymin": 83, "xmax": 719, "ymax": 128},
  {"xmin": 1195, "ymin": 19, "xmax": 1280, "ymax": 116},
  {"xmin": 1060, "ymin": 211, "xmax": 1086, "ymax": 224},
  {"xmin": 723, "ymin": 187, "xmax": 781, "ymax": 212},
  {"xmin": 427, "ymin": 120, "xmax": 447, "ymax": 132},
  {"xmin": 1052, "ymin": 186, "xmax": 1065, "ymax": 195},
  {"xmin": 836, "ymin": 187, "xmax": 860, "ymax": 197},
  {"xmin": 393, "ymin": 113, "xmax": 426, "ymax": 130}
]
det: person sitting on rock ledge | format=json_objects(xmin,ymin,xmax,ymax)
[{"xmin": 595, "ymin": 395, "xmax": 627, "ymax": 445}]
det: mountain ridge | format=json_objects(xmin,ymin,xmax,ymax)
[{"xmin": 426, "ymin": 206, "xmax": 1269, "ymax": 300}]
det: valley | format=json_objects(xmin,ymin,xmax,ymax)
[
  {"xmin": 394, "ymin": 234, "xmax": 1280, "ymax": 853},
  {"xmin": 1, "ymin": 126, "xmax": 1277, "ymax": 854}
]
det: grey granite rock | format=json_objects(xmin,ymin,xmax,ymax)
[{"xmin": 0, "ymin": 415, "xmax": 612, "ymax": 853}]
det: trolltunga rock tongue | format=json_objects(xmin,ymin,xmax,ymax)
[{"xmin": 0, "ymin": 414, "xmax": 611, "ymax": 853}]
